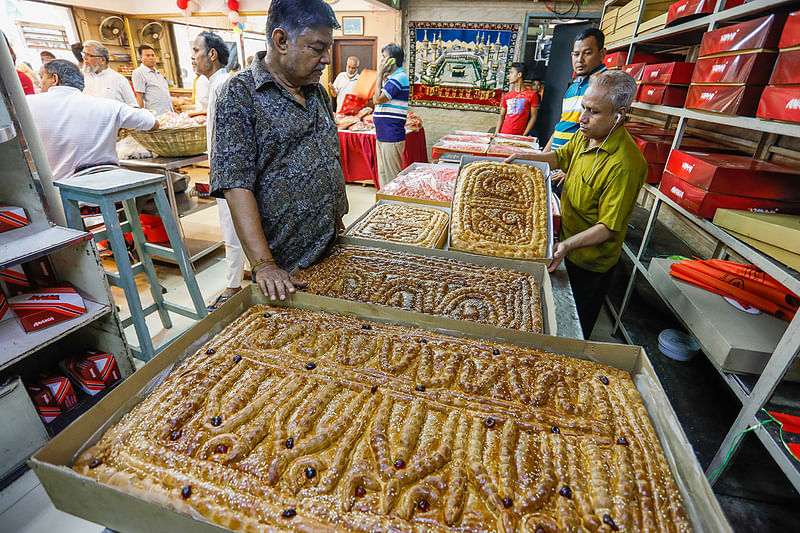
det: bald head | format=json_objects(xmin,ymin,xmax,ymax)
[{"xmin": 346, "ymin": 56, "xmax": 359, "ymax": 76}]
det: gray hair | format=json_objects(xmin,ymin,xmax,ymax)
[
  {"xmin": 83, "ymin": 40, "xmax": 109, "ymax": 64},
  {"xmin": 265, "ymin": 0, "xmax": 340, "ymax": 49},
  {"xmin": 589, "ymin": 70, "xmax": 637, "ymax": 111},
  {"xmin": 347, "ymin": 55, "xmax": 360, "ymax": 66},
  {"xmin": 43, "ymin": 59, "xmax": 85, "ymax": 90}
]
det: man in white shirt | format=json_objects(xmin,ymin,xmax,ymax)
[
  {"xmin": 132, "ymin": 45, "xmax": 174, "ymax": 114},
  {"xmin": 81, "ymin": 40, "xmax": 138, "ymax": 107},
  {"xmin": 328, "ymin": 56, "xmax": 360, "ymax": 112},
  {"xmin": 28, "ymin": 60, "xmax": 158, "ymax": 182},
  {"xmin": 191, "ymin": 31, "xmax": 241, "ymax": 310}
]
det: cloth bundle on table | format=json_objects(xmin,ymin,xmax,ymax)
[{"xmin": 338, "ymin": 128, "xmax": 428, "ymax": 187}]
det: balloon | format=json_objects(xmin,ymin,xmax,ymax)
[
  {"xmin": 228, "ymin": 11, "xmax": 240, "ymax": 24},
  {"xmin": 227, "ymin": 0, "xmax": 240, "ymax": 11},
  {"xmin": 176, "ymin": 0, "xmax": 189, "ymax": 9}
]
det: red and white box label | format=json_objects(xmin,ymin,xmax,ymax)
[
  {"xmin": 38, "ymin": 374, "xmax": 79, "ymax": 415},
  {"xmin": 0, "ymin": 204, "xmax": 29, "ymax": 233},
  {"xmin": 8, "ymin": 286, "xmax": 87, "ymax": 333}
]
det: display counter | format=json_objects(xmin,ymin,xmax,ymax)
[{"xmin": 338, "ymin": 128, "xmax": 428, "ymax": 187}]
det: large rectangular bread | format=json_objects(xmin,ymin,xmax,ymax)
[
  {"xmin": 297, "ymin": 244, "xmax": 543, "ymax": 332},
  {"xmin": 346, "ymin": 203, "xmax": 449, "ymax": 248},
  {"xmin": 450, "ymin": 161, "xmax": 548, "ymax": 259},
  {"xmin": 74, "ymin": 305, "xmax": 690, "ymax": 533}
]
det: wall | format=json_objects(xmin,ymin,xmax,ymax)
[
  {"xmin": 403, "ymin": 0, "xmax": 603, "ymax": 150},
  {"xmin": 333, "ymin": 10, "xmax": 402, "ymax": 54}
]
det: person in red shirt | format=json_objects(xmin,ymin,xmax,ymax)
[
  {"xmin": 496, "ymin": 62, "xmax": 539, "ymax": 136},
  {"xmin": 4, "ymin": 35, "xmax": 35, "ymax": 95}
]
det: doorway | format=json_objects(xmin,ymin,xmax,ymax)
[{"xmin": 332, "ymin": 37, "xmax": 376, "ymax": 80}]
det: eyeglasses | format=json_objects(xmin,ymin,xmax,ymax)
[{"xmin": 81, "ymin": 53, "xmax": 103, "ymax": 58}]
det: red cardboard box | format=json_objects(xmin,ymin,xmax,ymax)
[
  {"xmin": 25, "ymin": 382, "xmax": 61, "ymax": 423},
  {"xmin": 38, "ymin": 374, "xmax": 79, "ymax": 414},
  {"xmin": 623, "ymin": 63, "xmax": 647, "ymax": 80},
  {"xmin": 686, "ymin": 84, "xmax": 765, "ymax": 116},
  {"xmin": 604, "ymin": 51, "xmax": 664, "ymax": 69},
  {"xmin": 769, "ymin": 49, "xmax": 800, "ymax": 85},
  {"xmin": 626, "ymin": 123, "xmax": 676, "ymax": 137},
  {"xmin": 699, "ymin": 14, "xmax": 786, "ymax": 57},
  {"xmin": 0, "ymin": 265, "xmax": 31, "ymax": 296},
  {"xmin": 643, "ymin": 62, "xmax": 696, "ymax": 85},
  {"xmin": 756, "ymin": 85, "xmax": 800, "ymax": 123},
  {"xmin": 8, "ymin": 286, "xmax": 87, "ymax": 333},
  {"xmin": 779, "ymin": 10, "xmax": 800, "ymax": 49},
  {"xmin": 667, "ymin": 0, "xmax": 745, "ymax": 25},
  {"xmin": 632, "ymin": 135, "xmax": 735, "ymax": 164},
  {"xmin": 638, "ymin": 84, "xmax": 689, "ymax": 107},
  {"xmin": 692, "ymin": 52, "xmax": 777, "ymax": 84},
  {"xmin": 0, "ymin": 292, "xmax": 12, "ymax": 323},
  {"xmin": 61, "ymin": 351, "xmax": 121, "ymax": 396},
  {"xmin": 665, "ymin": 150, "xmax": 800, "ymax": 201},
  {"xmin": 0, "ymin": 204, "xmax": 29, "ymax": 233},
  {"xmin": 660, "ymin": 171, "xmax": 800, "ymax": 218},
  {"xmin": 647, "ymin": 163, "xmax": 666, "ymax": 184}
]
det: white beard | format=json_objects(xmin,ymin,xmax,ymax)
[{"xmin": 83, "ymin": 64, "xmax": 101, "ymax": 75}]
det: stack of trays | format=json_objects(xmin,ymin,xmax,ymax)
[
  {"xmin": 688, "ymin": 14, "xmax": 785, "ymax": 116},
  {"xmin": 757, "ymin": 10, "xmax": 800, "ymax": 124}
]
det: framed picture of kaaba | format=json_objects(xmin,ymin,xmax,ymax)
[
  {"xmin": 408, "ymin": 21, "xmax": 520, "ymax": 112},
  {"xmin": 342, "ymin": 17, "xmax": 364, "ymax": 36}
]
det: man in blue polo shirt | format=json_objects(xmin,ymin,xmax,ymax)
[
  {"xmin": 373, "ymin": 43, "xmax": 409, "ymax": 187},
  {"xmin": 546, "ymin": 28, "xmax": 606, "ymax": 190}
]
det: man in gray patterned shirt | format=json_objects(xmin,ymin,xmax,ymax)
[{"xmin": 211, "ymin": 0, "xmax": 348, "ymax": 301}]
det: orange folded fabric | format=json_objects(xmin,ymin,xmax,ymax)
[
  {"xmin": 686, "ymin": 260, "xmax": 799, "ymax": 312},
  {"xmin": 670, "ymin": 261, "xmax": 795, "ymax": 321}
]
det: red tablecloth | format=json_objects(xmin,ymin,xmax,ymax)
[{"xmin": 338, "ymin": 128, "xmax": 428, "ymax": 187}]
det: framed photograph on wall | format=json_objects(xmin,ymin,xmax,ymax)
[{"xmin": 342, "ymin": 17, "xmax": 364, "ymax": 36}]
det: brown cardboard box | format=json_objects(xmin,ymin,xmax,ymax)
[
  {"xmin": 30, "ymin": 287, "xmax": 733, "ymax": 533},
  {"xmin": 344, "ymin": 200, "xmax": 450, "ymax": 250},
  {"xmin": 649, "ymin": 258, "xmax": 799, "ymax": 378},
  {"xmin": 713, "ymin": 209, "xmax": 800, "ymax": 255},
  {"xmin": 640, "ymin": 12, "xmax": 669, "ymax": 34},
  {"xmin": 723, "ymin": 229, "xmax": 800, "ymax": 272}
]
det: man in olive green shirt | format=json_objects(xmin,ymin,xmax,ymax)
[{"xmin": 507, "ymin": 70, "xmax": 646, "ymax": 337}]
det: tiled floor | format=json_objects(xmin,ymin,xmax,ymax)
[{"xmin": 0, "ymin": 183, "xmax": 377, "ymax": 533}]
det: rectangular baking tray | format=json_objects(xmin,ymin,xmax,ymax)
[
  {"xmin": 29, "ymin": 286, "xmax": 732, "ymax": 533},
  {"xmin": 448, "ymin": 155, "xmax": 554, "ymax": 263},
  {"xmin": 344, "ymin": 199, "xmax": 450, "ymax": 249},
  {"xmin": 335, "ymin": 235, "xmax": 557, "ymax": 336}
]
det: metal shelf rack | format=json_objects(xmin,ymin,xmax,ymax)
[{"xmin": 600, "ymin": 0, "xmax": 800, "ymax": 494}]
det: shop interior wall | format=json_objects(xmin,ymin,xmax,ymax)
[
  {"xmin": 325, "ymin": 9, "xmax": 402, "ymax": 90},
  {"xmin": 403, "ymin": 0, "xmax": 604, "ymax": 149}
]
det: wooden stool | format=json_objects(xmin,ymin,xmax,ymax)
[{"xmin": 56, "ymin": 168, "xmax": 207, "ymax": 361}]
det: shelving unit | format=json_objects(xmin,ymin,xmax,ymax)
[
  {"xmin": 601, "ymin": 0, "xmax": 800, "ymax": 495},
  {"xmin": 0, "ymin": 33, "xmax": 134, "ymax": 480}
]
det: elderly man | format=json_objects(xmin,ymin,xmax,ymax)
[
  {"xmin": 211, "ymin": 0, "xmax": 347, "ymax": 301},
  {"xmin": 373, "ymin": 43, "xmax": 409, "ymax": 187},
  {"xmin": 190, "ymin": 30, "xmax": 243, "ymax": 310},
  {"xmin": 507, "ymin": 70, "xmax": 646, "ymax": 337},
  {"xmin": 28, "ymin": 60, "xmax": 158, "ymax": 182},
  {"xmin": 82, "ymin": 40, "xmax": 138, "ymax": 107},
  {"xmin": 328, "ymin": 55, "xmax": 360, "ymax": 112},
  {"xmin": 132, "ymin": 45, "xmax": 174, "ymax": 113}
]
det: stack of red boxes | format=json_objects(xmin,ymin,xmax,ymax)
[
  {"xmin": 659, "ymin": 150, "xmax": 800, "ymax": 218},
  {"xmin": 623, "ymin": 62, "xmax": 646, "ymax": 100},
  {"xmin": 666, "ymin": 0, "xmax": 745, "ymax": 26},
  {"xmin": 627, "ymin": 119, "xmax": 735, "ymax": 185},
  {"xmin": 638, "ymin": 61, "xmax": 695, "ymax": 107},
  {"xmin": 757, "ymin": 10, "xmax": 800, "ymax": 124},
  {"xmin": 25, "ymin": 374, "xmax": 79, "ymax": 423},
  {"xmin": 687, "ymin": 14, "xmax": 785, "ymax": 116},
  {"xmin": 604, "ymin": 51, "xmax": 664, "ymax": 70}
]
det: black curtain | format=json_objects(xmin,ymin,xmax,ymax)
[{"xmin": 535, "ymin": 22, "xmax": 594, "ymax": 145}]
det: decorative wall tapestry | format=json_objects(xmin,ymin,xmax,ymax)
[{"xmin": 408, "ymin": 21, "xmax": 520, "ymax": 112}]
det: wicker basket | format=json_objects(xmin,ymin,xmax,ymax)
[{"xmin": 131, "ymin": 125, "xmax": 207, "ymax": 158}]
